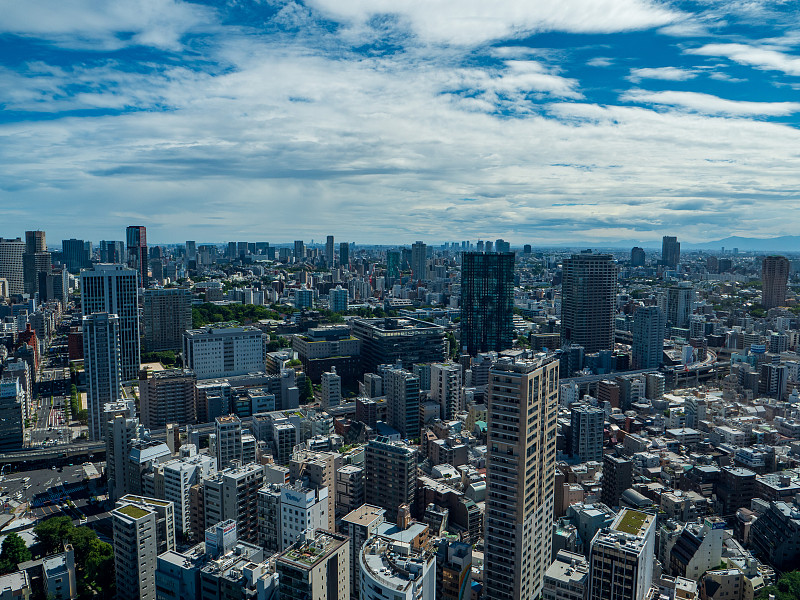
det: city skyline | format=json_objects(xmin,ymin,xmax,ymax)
[{"xmin": 2, "ymin": 1, "xmax": 799, "ymax": 243}]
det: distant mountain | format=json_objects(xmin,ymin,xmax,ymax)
[{"xmin": 684, "ymin": 236, "xmax": 800, "ymax": 252}]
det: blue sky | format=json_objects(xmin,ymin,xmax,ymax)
[{"xmin": 1, "ymin": 0, "xmax": 799, "ymax": 245}]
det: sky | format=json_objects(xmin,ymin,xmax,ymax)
[{"xmin": 1, "ymin": 0, "xmax": 799, "ymax": 246}]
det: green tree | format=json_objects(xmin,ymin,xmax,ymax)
[
  {"xmin": 34, "ymin": 516, "xmax": 74, "ymax": 554},
  {"xmin": 76, "ymin": 409, "xmax": 89, "ymax": 425},
  {"xmin": 755, "ymin": 571, "xmax": 800, "ymax": 600},
  {"xmin": 0, "ymin": 533, "xmax": 31, "ymax": 573},
  {"xmin": 300, "ymin": 376, "xmax": 314, "ymax": 403}
]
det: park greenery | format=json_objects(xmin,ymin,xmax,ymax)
[
  {"xmin": 34, "ymin": 516, "xmax": 115, "ymax": 599},
  {"xmin": 192, "ymin": 303, "xmax": 282, "ymax": 328},
  {"xmin": 0, "ymin": 533, "xmax": 31, "ymax": 574},
  {"xmin": 755, "ymin": 570, "xmax": 800, "ymax": 600},
  {"xmin": 141, "ymin": 350, "xmax": 178, "ymax": 366}
]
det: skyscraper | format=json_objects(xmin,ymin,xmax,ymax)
[
  {"xmin": 23, "ymin": 230, "xmax": 51, "ymax": 297},
  {"xmin": 661, "ymin": 236, "xmax": 680, "ymax": 269},
  {"xmin": 0, "ymin": 237, "xmax": 25, "ymax": 296},
  {"xmin": 631, "ymin": 306, "xmax": 666, "ymax": 369},
  {"xmin": 81, "ymin": 264, "xmax": 141, "ymax": 380},
  {"xmin": 411, "ymin": 241, "xmax": 427, "ymax": 281},
  {"xmin": 126, "ymin": 225, "xmax": 148, "ymax": 285},
  {"xmin": 82, "ymin": 313, "xmax": 122, "ymax": 441},
  {"xmin": 460, "ymin": 252, "xmax": 514, "ymax": 355},
  {"xmin": 142, "ymin": 288, "xmax": 193, "ymax": 352},
  {"xmin": 630, "ymin": 246, "xmax": 645, "ymax": 267},
  {"xmin": 570, "ymin": 403, "xmax": 604, "ymax": 463},
  {"xmin": 99, "ymin": 240, "xmax": 125, "ymax": 263},
  {"xmin": 430, "ymin": 363, "xmax": 462, "ymax": 421},
  {"xmin": 665, "ymin": 282, "xmax": 694, "ymax": 329},
  {"xmin": 561, "ymin": 253, "xmax": 617, "ymax": 354},
  {"xmin": 61, "ymin": 238, "xmax": 90, "ymax": 273},
  {"xmin": 484, "ymin": 356, "xmax": 559, "ymax": 600},
  {"xmin": 762, "ymin": 255, "xmax": 790, "ymax": 309},
  {"xmin": 339, "ymin": 242, "xmax": 350, "ymax": 267},
  {"xmin": 185, "ymin": 240, "xmax": 196, "ymax": 262},
  {"xmin": 294, "ymin": 240, "xmax": 305, "ymax": 261},
  {"xmin": 386, "ymin": 250, "xmax": 400, "ymax": 283},
  {"xmin": 326, "ymin": 235, "xmax": 335, "ymax": 268}
]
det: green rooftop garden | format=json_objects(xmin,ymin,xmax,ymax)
[
  {"xmin": 615, "ymin": 510, "xmax": 648, "ymax": 535},
  {"xmin": 117, "ymin": 505, "xmax": 150, "ymax": 519}
]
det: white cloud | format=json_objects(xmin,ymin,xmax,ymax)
[
  {"xmin": 305, "ymin": 0, "xmax": 680, "ymax": 45},
  {"xmin": 687, "ymin": 43, "xmax": 800, "ymax": 76},
  {"xmin": 620, "ymin": 89, "xmax": 800, "ymax": 116},
  {"xmin": 587, "ymin": 57, "xmax": 614, "ymax": 67},
  {"xmin": 627, "ymin": 66, "xmax": 699, "ymax": 82},
  {"xmin": 0, "ymin": 0, "xmax": 215, "ymax": 49}
]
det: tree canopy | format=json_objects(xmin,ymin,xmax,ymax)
[
  {"xmin": 0, "ymin": 533, "xmax": 31, "ymax": 573},
  {"xmin": 755, "ymin": 571, "xmax": 800, "ymax": 600}
]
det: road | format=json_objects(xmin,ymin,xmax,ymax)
[{"xmin": 29, "ymin": 395, "xmax": 71, "ymax": 448}]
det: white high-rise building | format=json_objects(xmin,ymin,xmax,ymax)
[
  {"xmin": 320, "ymin": 367, "xmax": 342, "ymax": 408},
  {"xmin": 81, "ymin": 264, "xmax": 140, "ymax": 380},
  {"xmin": 279, "ymin": 484, "xmax": 329, "ymax": 550},
  {"xmin": 83, "ymin": 312, "xmax": 122, "ymax": 441},
  {"xmin": 0, "ymin": 237, "xmax": 25, "ymax": 296},
  {"xmin": 183, "ymin": 326, "xmax": 265, "ymax": 379},
  {"xmin": 484, "ymin": 356, "xmax": 558, "ymax": 600},
  {"xmin": 430, "ymin": 363, "xmax": 462, "ymax": 421},
  {"xmin": 162, "ymin": 453, "xmax": 216, "ymax": 537}
]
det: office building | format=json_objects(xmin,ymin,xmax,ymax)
[
  {"xmin": 561, "ymin": 253, "xmax": 617, "ymax": 354},
  {"xmin": 359, "ymin": 536, "xmax": 435, "ymax": 600},
  {"xmin": 342, "ymin": 505, "xmax": 385, "ymax": 600},
  {"xmin": 325, "ymin": 235, "xmax": 335, "ymax": 267},
  {"xmin": 352, "ymin": 317, "xmax": 446, "ymax": 372},
  {"xmin": 570, "ymin": 404, "xmax": 604, "ymax": 463},
  {"xmin": 386, "ymin": 250, "xmax": 400, "ymax": 283},
  {"xmin": 212, "ymin": 414, "xmax": 251, "ymax": 469},
  {"xmin": 99, "ymin": 240, "xmax": 125, "ymax": 263},
  {"xmin": 601, "ymin": 454, "xmax": 633, "ymax": 509},
  {"xmin": 292, "ymin": 325, "xmax": 361, "ymax": 384},
  {"xmin": 142, "ymin": 288, "xmax": 193, "ymax": 352},
  {"xmin": 278, "ymin": 483, "xmax": 329, "ymax": 550},
  {"xmin": 588, "ymin": 509, "xmax": 655, "ymax": 600},
  {"xmin": 107, "ymin": 414, "xmax": 142, "ymax": 501},
  {"xmin": 139, "ymin": 368, "xmax": 197, "ymax": 428},
  {"xmin": 185, "ymin": 240, "xmax": 196, "ymax": 262},
  {"xmin": 0, "ymin": 378, "xmax": 24, "ymax": 452},
  {"xmin": 336, "ymin": 465, "xmax": 365, "ymax": 517},
  {"xmin": 162, "ymin": 453, "xmax": 217, "ymax": 537},
  {"xmin": 542, "ymin": 550, "xmax": 589, "ymax": 600},
  {"xmin": 762, "ymin": 255, "xmax": 790, "ymax": 309},
  {"xmin": 716, "ymin": 467, "xmax": 756, "ymax": 517},
  {"xmin": 126, "ymin": 225, "xmax": 148, "ymax": 284},
  {"xmin": 411, "ymin": 241, "xmax": 427, "ymax": 281},
  {"xmin": 436, "ymin": 539, "xmax": 472, "ymax": 600},
  {"xmin": 83, "ymin": 312, "xmax": 122, "ymax": 441},
  {"xmin": 203, "ymin": 463, "xmax": 265, "ymax": 544},
  {"xmin": 295, "ymin": 288, "xmax": 314, "ymax": 309},
  {"xmin": 329, "ymin": 285, "xmax": 348, "ymax": 313},
  {"xmin": 365, "ymin": 437, "xmax": 417, "ymax": 522},
  {"xmin": 385, "ymin": 366, "xmax": 421, "ymax": 439},
  {"xmin": 61, "ymin": 238, "xmax": 90, "ymax": 273},
  {"xmin": 183, "ymin": 326, "xmax": 265, "ymax": 379},
  {"xmin": 0, "ymin": 237, "xmax": 25, "ymax": 295},
  {"xmin": 632, "ymin": 306, "xmax": 666, "ymax": 369},
  {"xmin": 339, "ymin": 241, "xmax": 350, "ymax": 267},
  {"xmin": 483, "ymin": 356, "xmax": 559, "ymax": 600},
  {"xmin": 81, "ymin": 263, "xmax": 140, "ymax": 380},
  {"xmin": 630, "ymin": 247, "xmax": 645, "ymax": 267},
  {"xmin": 666, "ymin": 282, "xmax": 694, "ymax": 329},
  {"xmin": 113, "ymin": 495, "xmax": 176, "ymax": 600},
  {"xmin": 276, "ymin": 530, "xmax": 350, "ymax": 600},
  {"xmin": 430, "ymin": 363, "xmax": 462, "ymax": 421},
  {"xmin": 662, "ymin": 236, "xmax": 680, "ymax": 269},
  {"xmin": 460, "ymin": 252, "xmax": 515, "ymax": 355}
]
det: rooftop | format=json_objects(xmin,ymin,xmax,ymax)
[
  {"xmin": 613, "ymin": 509, "xmax": 653, "ymax": 536},
  {"xmin": 279, "ymin": 531, "xmax": 347, "ymax": 569},
  {"xmin": 342, "ymin": 504, "xmax": 386, "ymax": 527},
  {"xmin": 116, "ymin": 504, "xmax": 151, "ymax": 519}
]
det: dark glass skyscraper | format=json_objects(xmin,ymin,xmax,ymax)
[
  {"xmin": 661, "ymin": 235, "xmax": 680, "ymax": 269},
  {"xmin": 126, "ymin": 225, "xmax": 147, "ymax": 285},
  {"xmin": 460, "ymin": 252, "xmax": 514, "ymax": 355},
  {"xmin": 561, "ymin": 252, "xmax": 617, "ymax": 354}
]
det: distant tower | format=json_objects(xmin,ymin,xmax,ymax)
[
  {"xmin": 294, "ymin": 240, "xmax": 305, "ymax": 261},
  {"xmin": 23, "ymin": 230, "xmax": 51, "ymax": 297},
  {"xmin": 460, "ymin": 252, "xmax": 514, "ymax": 355},
  {"xmin": 630, "ymin": 246, "xmax": 645, "ymax": 267},
  {"xmin": 411, "ymin": 241, "xmax": 427, "ymax": 281},
  {"xmin": 561, "ymin": 252, "xmax": 617, "ymax": 354},
  {"xmin": 632, "ymin": 306, "xmax": 666, "ymax": 369},
  {"xmin": 661, "ymin": 236, "xmax": 680, "ymax": 269},
  {"xmin": 762, "ymin": 255, "xmax": 790, "ymax": 309},
  {"xmin": 83, "ymin": 312, "xmax": 122, "ymax": 441},
  {"xmin": 339, "ymin": 242, "xmax": 350, "ymax": 267},
  {"xmin": 126, "ymin": 226, "xmax": 148, "ymax": 285},
  {"xmin": 326, "ymin": 235, "xmax": 335, "ymax": 268}
]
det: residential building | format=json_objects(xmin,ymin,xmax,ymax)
[
  {"xmin": 666, "ymin": 283, "xmax": 694, "ymax": 329},
  {"xmin": 342, "ymin": 505, "xmax": 385, "ymax": 600},
  {"xmin": 435, "ymin": 539, "xmax": 472, "ymax": 600},
  {"xmin": 358, "ymin": 536, "xmax": 435, "ymax": 600},
  {"xmin": 81, "ymin": 263, "xmax": 140, "ymax": 380},
  {"xmin": 365, "ymin": 437, "xmax": 417, "ymax": 522},
  {"xmin": 203, "ymin": 463, "xmax": 265, "ymax": 544},
  {"xmin": 139, "ymin": 368, "xmax": 197, "ymax": 428},
  {"xmin": 320, "ymin": 367, "xmax": 342, "ymax": 408},
  {"xmin": 749, "ymin": 500, "xmax": 800, "ymax": 571},
  {"xmin": 762, "ymin": 255, "xmax": 790, "ymax": 309},
  {"xmin": 601, "ymin": 454, "xmax": 633, "ymax": 509},
  {"xmin": 113, "ymin": 495, "xmax": 175, "ymax": 600},
  {"xmin": 561, "ymin": 253, "xmax": 617, "ymax": 353},
  {"xmin": 411, "ymin": 241, "xmax": 427, "ymax": 281},
  {"xmin": 0, "ymin": 378, "xmax": 24, "ymax": 452},
  {"xmin": 42, "ymin": 544, "xmax": 77, "ymax": 600},
  {"xmin": 430, "ymin": 363, "xmax": 462, "ymax": 421},
  {"xmin": 630, "ymin": 247, "xmax": 645, "ymax": 267},
  {"xmin": 329, "ymin": 286, "xmax": 348, "ymax": 313},
  {"xmin": 542, "ymin": 550, "xmax": 589, "ymax": 600},
  {"xmin": 126, "ymin": 225, "xmax": 148, "ymax": 284},
  {"xmin": 0, "ymin": 237, "xmax": 25, "ymax": 295},
  {"xmin": 460, "ymin": 252, "xmax": 514, "ymax": 355},
  {"xmin": 385, "ymin": 366, "xmax": 421, "ymax": 438},
  {"xmin": 276, "ymin": 530, "xmax": 350, "ymax": 600},
  {"xmin": 162, "ymin": 453, "xmax": 217, "ymax": 537},
  {"xmin": 588, "ymin": 509, "xmax": 656, "ymax": 600},
  {"xmin": 336, "ymin": 465, "xmax": 365, "ymax": 517},
  {"xmin": 662, "ymin": 236, "xmax": 680, "ymax": 269},
  {"xmin": 289, "ymin": 448, "xmax": 337, "ymax": 531},
  {"xmin": 570, "ymin": 404, "xmax": 604, "ymax": 463},
  {"xmin": 632, "ymin": 306, "xmax": 666, "ymax": 369},
  {"xmin": 483, "ymin": 355, "xmax": 559, "ymax": 600},
  {"xmin": 326, "ymin": 235, "xmax": 335, "ymax": 267},
  {"xmin": 82, "ymin": 312, "xmax": 122, "ymax": 441}
]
